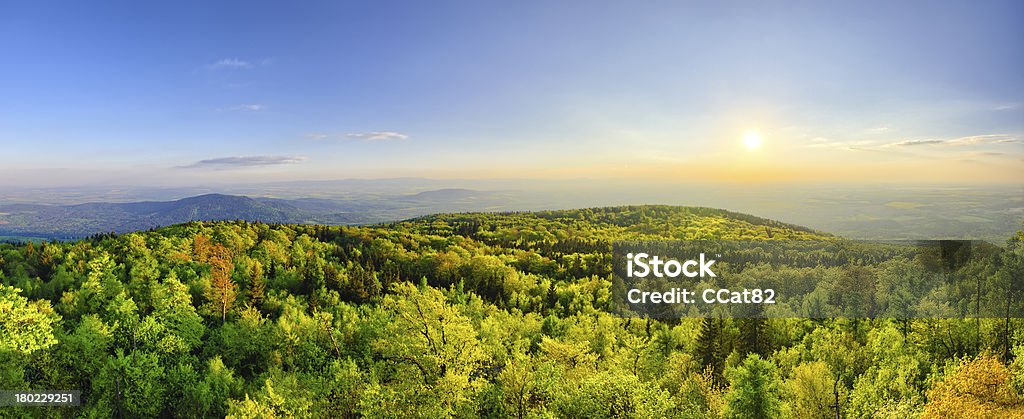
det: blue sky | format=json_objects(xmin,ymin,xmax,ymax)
[{"xmin": 2, "ymin": 1, "xmax": 1022, "ymax": 186}]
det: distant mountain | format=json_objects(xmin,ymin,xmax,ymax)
[
  {"xmin": 0, "ymin": 194, "xmax": 310, "ymax": 239},
  {"xmin": 0, "ymin": 190, "xmax": 526, "ymax": 239},
  {"xmin": 119, "ymin": 194, "xmax": 302, "ymax": 222},
  {"xmin": 407, "ymin": 188, "xmax": 484, "ymax": 200},
  {"xmin": 7, "ymin": 184, "xmax": 1016, "ymax": 242}
]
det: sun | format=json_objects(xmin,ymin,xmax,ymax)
[{"xmin": 742, "ymin": 130, "xmax": 763, "ymax": 150}]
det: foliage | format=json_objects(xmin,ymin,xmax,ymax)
[
  {"xmin": 0, "ymin": 207, "xmax": 1019, "ymax": 418},
  {"xmin": 723, "ymin": 354, "xmax": 782, "ymax": 419},
  {"xmin": 0, "ymin": 284, "xmax": 59, "ymax": 356},
  {"xmin": 922, "ymin": 353, "xmax": 1024, "ymax": 418}
]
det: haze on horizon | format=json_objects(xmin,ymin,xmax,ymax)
[{"xmin": 2, "ymin": 1, "xmax": 1022, "ymax": 188}]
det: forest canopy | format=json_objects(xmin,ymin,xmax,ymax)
[{"xmin": 1, "ymin": 205, "xmax": 1022, "ymax": 418}]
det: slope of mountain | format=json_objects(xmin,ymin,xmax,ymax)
[
  {"xmin": 405, "ymin": 188, "xmax": 491, "ymax": 202},
  {"xmin": 3, "ymin": 186, "xmax": 1018, "ymax": 242},
  {"xmin": 0, "ymin": 190, "xmax": 517, "ymax": 239},
  {"xmin": 0, "ymin": 194, "xmax": 317, "ymax": 239}
]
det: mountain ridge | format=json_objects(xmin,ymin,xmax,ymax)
[
  {"xmin": 0, "ymin": 193, "xmax": 320, "ymax": 239},
  {"xmin": 0, "ymin": 193, "xmax": 826, "ymax": 241}
]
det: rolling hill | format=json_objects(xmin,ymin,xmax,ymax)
[
  {"xmin": 0, "ymin": 190, "xmax": 520, "ymax": 239},
  {"xmin": 0, "ymin": 194, "xmax": 325, "ymax": 239}
]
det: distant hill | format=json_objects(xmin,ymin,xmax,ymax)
[
  {"xmin": 0, "ymin": 190, "xmax": 523, "ymax": 239},
  {"xmin": 0, "ymin": 189, "xmax": 829, "ymax": 241},
  {"xmin": 0, "ymin": 194, "xmax": 314, "ymax": 239},
  {"xmin": 119, "ymin": 194, "xmax": 302, "ymax": 222},
  {"xmin": 406, "ymin": 188, "xmax": 490, "ymax": 202},
  {"xmin": 404, "ymin": 205, "xmax": 827, "ymax": 240}
]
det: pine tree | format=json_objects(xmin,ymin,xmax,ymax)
[
  {"xmin": 249, "ymin": 260, "xmax": 266, "ymax": 308},
  {"xmin": 737, "ymin": 304, "xmax": 771, "ymax": 357},
  {"xmin": 723, "ymin": 354, "xmax": 782, "ymax": 419},
  {"xmin": 696, "ymin": 317, "xmax": 725, "ymax": 381}
]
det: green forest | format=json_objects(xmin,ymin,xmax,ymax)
[{"xmin": 2, "ymin": 205, "xmax": 1023, "ymax": 418}]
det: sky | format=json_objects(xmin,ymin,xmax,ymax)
[{"xmin": 1, "ymin": 0, "xmax": 1022, "ymax": 187}]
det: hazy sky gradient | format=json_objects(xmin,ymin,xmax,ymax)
[{"xmin": 2, "ymin": 1, "xmax": 1022, "ymax": 186}]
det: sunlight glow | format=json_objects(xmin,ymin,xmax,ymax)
[{"xmin": 743, "ymin": 131, "xmax": 763, "ymax": 150}]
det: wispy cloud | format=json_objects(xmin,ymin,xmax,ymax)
[
  {"xmin": 946, "ymin": 134, "xmax": 1020, "ymax": 146},
  {"xmin": 885, "ymin": 134, "xmax": 1020, "ymax": 148},
  {"xmin": 806, "ymin": 138, "xmax": 877, "ymax": 150},
  {"xmin": 345, "ymin": 131, "xmax": 409, "ymax": 141},
  {"xmin": 208, "ymin": 58, "xmax": 253, "ymax": 70},
  {"xmin": 306, "ymin": 131, "xmax": 410, "ymax": 142},
  {"xmin": 804, "ymin": 134, "xmax": 1021, "ymax": 160},
  {"xmin": 890, "ymin": 139, "xmax": 945, "ymax": 147},
  {"xmin": 178, "ymin": 155, "xmax": 305, "ymax": 169},
  {"xmin": 848, "ymin": 145, "xmax": 902, "ymax": 154},
  {"xmin": 218, "ymin": 104, "xmax": 267, "ymax": 112}
]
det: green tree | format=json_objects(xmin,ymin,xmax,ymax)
[
  {"xmin": 90, "ymin": 349, "xmax": 166, "ymax": 418},
  {"xmin": 0, "ymin": 284, "xmax": 60, "ymax": 390},
  {"xmin": 375, "ymin": 282, "xmax": 486, "ymax": 416},
  {"xmin": 695, "ymin": 317, "xmax": 726, "ymax": 381},
  {"xmin": 723, "ymin": 353, "xmax": 782, "ymax": 419},
  {"xmin": 553, "ymin": 369, "xmax": 673, "ymax": 418},
  {"xmin": 190, "ymin": 357, "xmax": 243, "ymax": 418},
  {"xmin": 226, "ymin": 373, "xmax": 312, "ymax": 419},
  {"xmin": 784, "ymin": 361, "xmax": 840, "ymax": 419},
  {"xmin": 0, "ymin": 284, "xmax": 59, "ymax": 356},
  {"xmin": 846, "ymin": 325, "xmax": 924, "ymax": 418}
]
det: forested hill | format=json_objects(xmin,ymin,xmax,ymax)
[
  {"xmin": 0, "ymin": 194, "xmax": 310, "ymax": 239},
  {"xmin": 401, "ymin": 205, "xmax": 828, "ymax": 241},
  {"xmin": 1, "ymin": 205, "xmax": 1022, "ymax": 418},
  {"xmin": 0, "ymin": 190, "xmax": 516, "ymax": 239}
]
